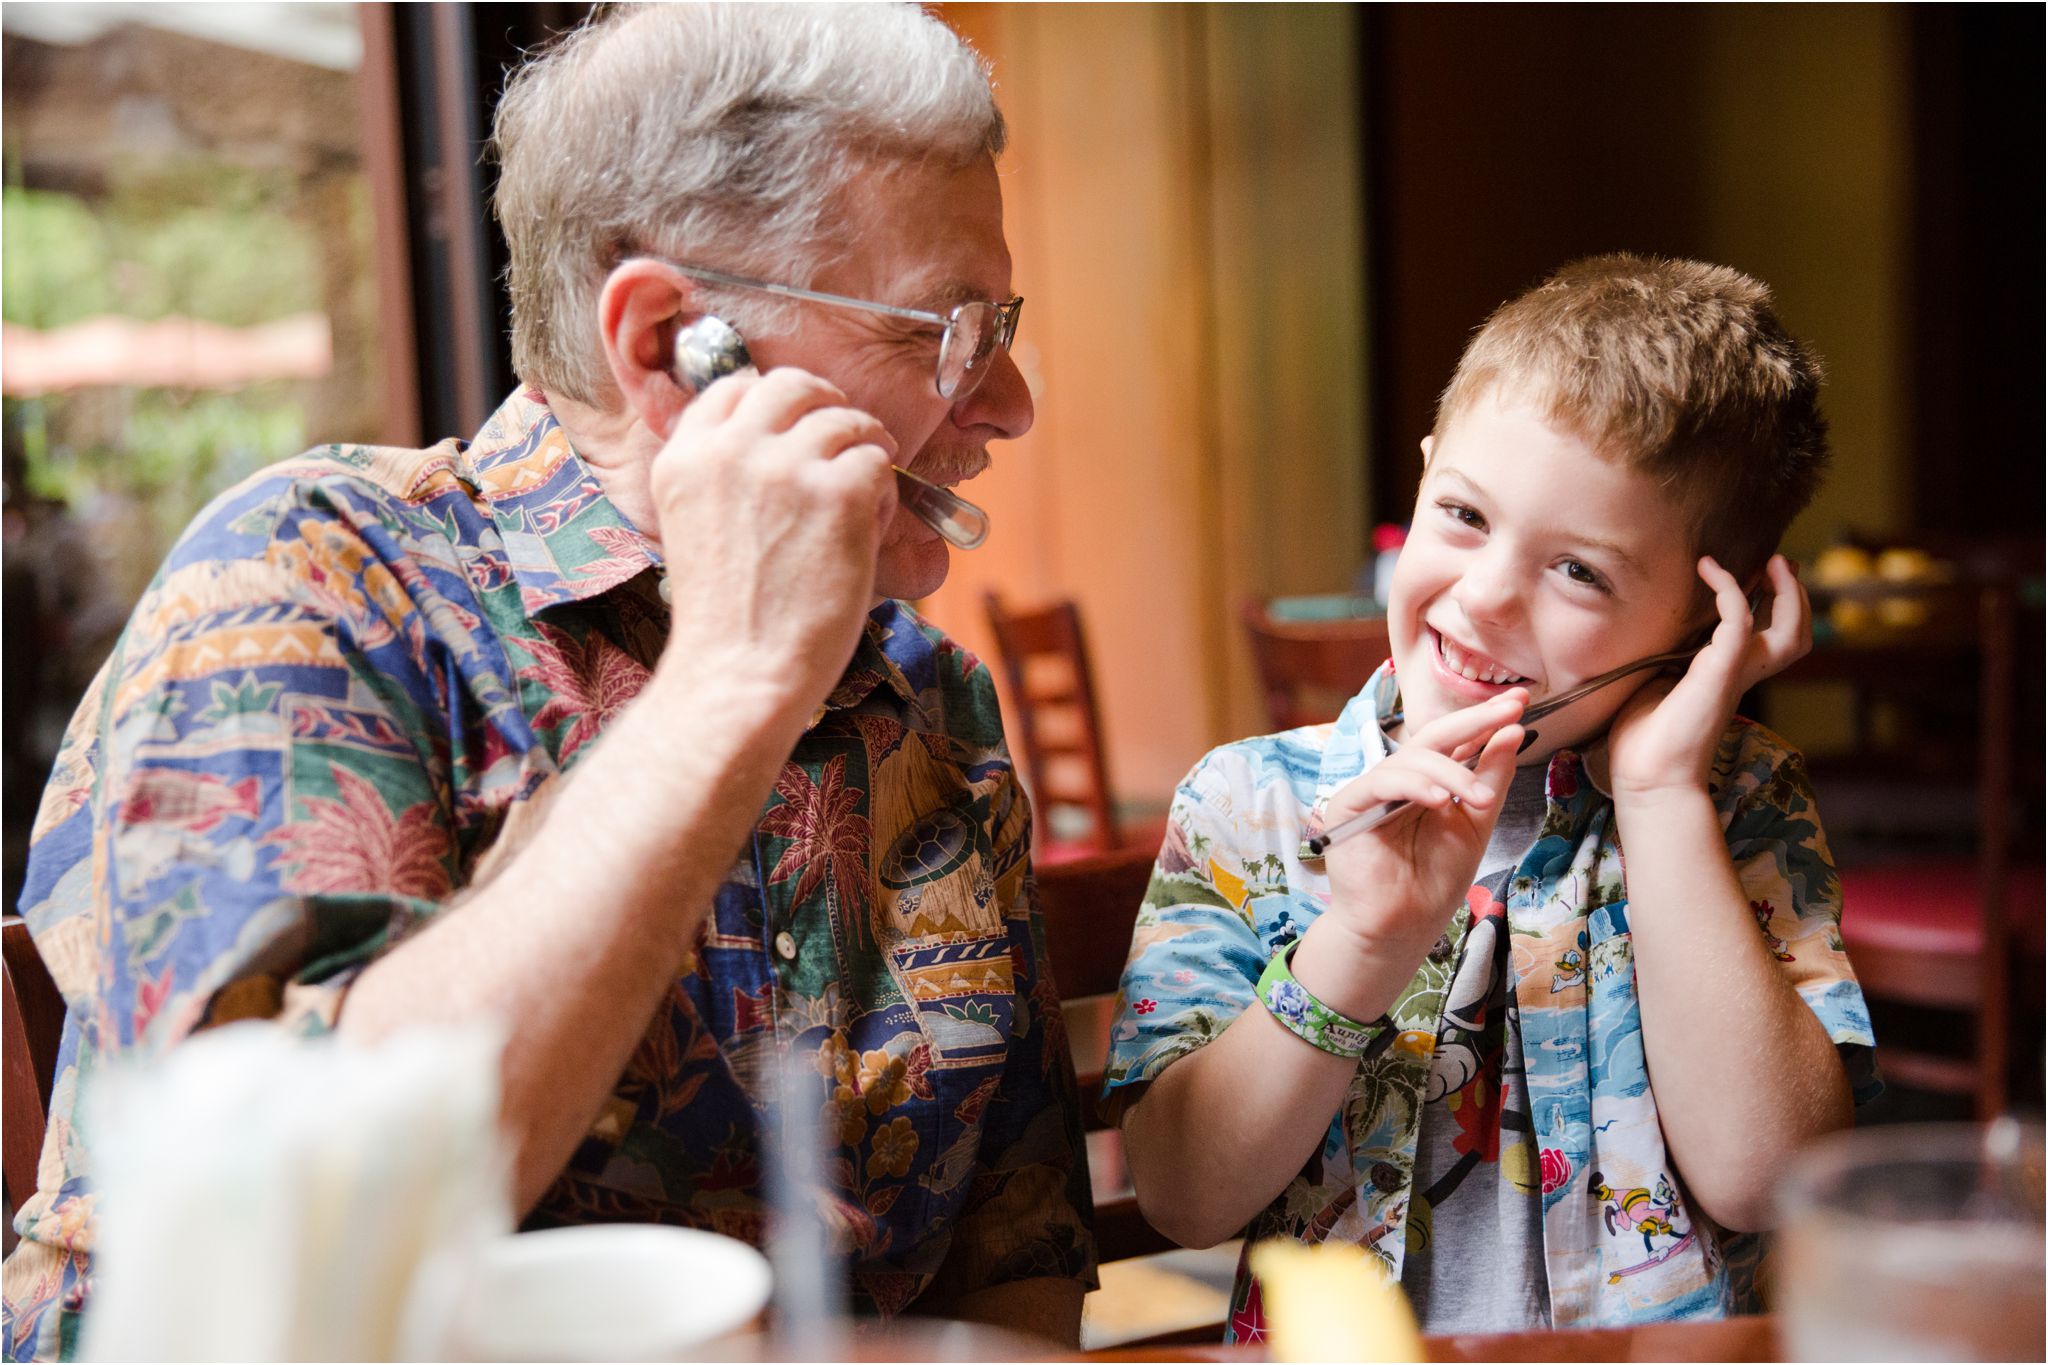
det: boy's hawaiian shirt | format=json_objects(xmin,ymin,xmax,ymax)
[
  {"xmin": 1103, "ymin": 663, "xmax": 1876, "ymax": 1340},
  {"xmin": 4, "ymin": 389, "xmax": 1096, "ymax": 1362}
]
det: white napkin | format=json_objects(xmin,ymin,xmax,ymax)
[{"xmin": 79, "ymin": 1021, "xmax": 511, "ymax": 1362}]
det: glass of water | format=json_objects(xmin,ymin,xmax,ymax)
[{"xmin": 1776, "ymin": 1119, "xmax": 2045, "ymax": 1362}]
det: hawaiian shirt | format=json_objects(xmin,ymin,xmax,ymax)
[
  {"xmin": 3, "ymin": 389, "xmax": 1096, "ymax": 1362},
  {"xmin": 1102, "ymin": 662, "xmax": 1877, "ymax": 1341}
]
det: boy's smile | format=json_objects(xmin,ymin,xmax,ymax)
[{"xmin": 1387, "ymin": 388, "xmax": 1710, "ymax": 761}]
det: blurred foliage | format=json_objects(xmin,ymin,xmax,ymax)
[
  {"xmin": 4, "ymin": 160, "xmax": 320, "ymax": 329},
  {"xmin": 4, "ymin": 159, "xmax": 316, "ymax": 585},
  {"xmin": 8, "ymin": 387, "xmax": 301, "ymax": 531}
]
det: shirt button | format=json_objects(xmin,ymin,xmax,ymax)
[{"xmin": 774, "ymin": 931, "xmax": 798, "ymax": 961}]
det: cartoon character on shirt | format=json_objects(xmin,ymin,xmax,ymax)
[{"xmin": 1592, "ymin": 1171, "xmax": 1696, "ymax": 1274}]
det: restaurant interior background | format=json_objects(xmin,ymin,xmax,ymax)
[{"xmin": 2, "ymin": 0, "xmax": 2041, "ymax": 1143}]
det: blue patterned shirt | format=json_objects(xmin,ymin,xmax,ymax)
[
  {"xmin": 5, "ymin": 389, "xmax": 1096, "ymax": 1361},
  {"xmin": 1103, "ymin": 662, "xmax": 1875, "ymax": 1340}
]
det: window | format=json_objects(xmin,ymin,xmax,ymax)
[{"xmin": 2, "ymin": 3, "xmax": 387, "ymax": 908}]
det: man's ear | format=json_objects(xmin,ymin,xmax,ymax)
[{"xmin": 596, "ymin": 259, "xmax": 698, "ymax": 438}]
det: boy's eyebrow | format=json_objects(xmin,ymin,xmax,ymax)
[
  {"xmin": 1564, "ymin": 531, "xmax": 1646, "ymax": 576},
  {"xmin": 1433, "ymin": 468, "xmax": 1646, "ymax": 575}
]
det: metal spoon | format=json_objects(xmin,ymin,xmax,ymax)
[
  {"xmin": 1304, "ymin": 641, "xmax": 1708, "ymax": 857},
  {"xmin": 673, "ymin": 316, "xmax": 989, "ymax": 550}
]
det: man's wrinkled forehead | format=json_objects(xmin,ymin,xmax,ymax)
[{"xmin": 836, "ymin": 155, "xmax": 1012, "ymax": 305}]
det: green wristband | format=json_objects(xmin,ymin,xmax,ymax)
[{"xmin": 1256, "ymin": 940, "xmax": 1386, "ymax": 1057}]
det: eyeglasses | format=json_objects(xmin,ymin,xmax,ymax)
[{"xmin": 664, "ymin": 263, "xmax": 1022, "ymax": 402}]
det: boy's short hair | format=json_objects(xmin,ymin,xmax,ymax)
[{"xmin": 1434, "ymin": 254, "xmax": 1830, "ymax": 580}]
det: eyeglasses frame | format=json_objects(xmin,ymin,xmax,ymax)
[{"xmin": 660, "ymin": 262, "xmax": 1022, "ymax": 400}]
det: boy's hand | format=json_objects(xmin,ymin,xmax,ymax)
[
  {"xmin": 1608, "ymin": 554, "xmax": 1811, "ymax": 804},
  {"xmin": 1314, "ymin": 691, "xmax": 1527, "ymax": 987}
]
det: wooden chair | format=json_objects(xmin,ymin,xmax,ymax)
[
  {"xmin": 4, "ymin": 916, "xmax": 64, "ymax": 1248},
  {"xmin": 983, "ymin": 592, "xmax": 1123, "ymax": 859},
  {"xmin": 1240, "ymin": 598, "xmax": 1393, "ymax": 731},
  {"xmin": 1785, "ymin": 565, "xmax": 2044, "ymax": 1118},
  {"xmin": 1037, "ymin": 844, "xmax": 1170, "ymax": 1263},
  {"xmin": 1038, "ymin": 844, "xmax": 1227, "ymax": 1347}
]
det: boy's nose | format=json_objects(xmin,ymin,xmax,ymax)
[{"xmin": 1453, "ymin": 555, "xmax": 1525, "ymax": 626}]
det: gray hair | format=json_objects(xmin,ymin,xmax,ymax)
[{"xmin": 491, "ymin": 3, "xmax": 1008, "ymax": 404}]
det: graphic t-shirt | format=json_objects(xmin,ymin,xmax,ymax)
[{"xmin": 1397, "ymin": 757, "xmax": 1552, "ymax": 1331}]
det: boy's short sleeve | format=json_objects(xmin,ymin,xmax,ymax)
[
  {"xmin": 1100, "ymin": 746, "xmax": 1279, "ymax": 1118},
  {"xmin": 1716, "ymin": 721, "xmax": 1882, "ymax": 1105}
]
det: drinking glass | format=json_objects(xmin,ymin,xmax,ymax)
[{"xmin": 1776, "ymin": 1119, "xmax": 2045, "ymax": 1362}]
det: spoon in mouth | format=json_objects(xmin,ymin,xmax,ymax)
[{"xmin": 672, "ymin": 316, "xmax": 989, "ymax": 550}]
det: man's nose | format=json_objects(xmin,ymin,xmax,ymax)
[{"xmin": 952, "ymin": 347, "xmax": 1033, "ymax": 440}]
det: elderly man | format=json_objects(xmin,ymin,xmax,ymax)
[{"xmin": 3, "ymin": 6, "xmax": 1096, "ymax": 1356}]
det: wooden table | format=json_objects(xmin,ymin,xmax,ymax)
[{"xmin": 1084, "ymin": 1313, "xmax": 1777, "ymax": 1362}]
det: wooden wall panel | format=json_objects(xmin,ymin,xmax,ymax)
[{"xmin": 928, "ymin": 4, "xmax": 1370, "ymax": 812}]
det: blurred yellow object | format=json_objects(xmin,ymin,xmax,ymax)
[
  {"xmin": 1248, "ymin": 1238, "xmax": 1424, "ymax": 1363},
  {"xmin": 1874, "ymin": 548, "xmax": 1953, "ymax": 628},
  {"xmin": 1830, "ymin": 598, "xmax": 1876, "ymax": 635},
  {"xmin": 1815, "ymin": 544, "xmax": 1955, "ymax": 635},
  {"xmin": 1813, "ymin": 544, "xmax": 1874, "ymax": 587},
  {"xmin": 1876, "ymin": 594, "xmax": 1931, "ymax": 629},
  {"xmin": 1874, "ymin": 546, "xmax": 1936, "ymax": 582}
]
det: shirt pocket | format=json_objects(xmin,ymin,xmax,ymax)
[
  {"xmin": 888, "ymin": 930, "xmax": 1019, "ymax": 1074},
  {"xmin": 874, "ymin": 798, "xmax": 1003, "ymax": 941},
  {"xmin": 882, "ymin": 927, "xmax": 1019, "ymax": 1234}
]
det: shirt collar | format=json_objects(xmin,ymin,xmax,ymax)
[
  {"xmin": 810, "ymin": 600, "xmax": 926, "ymax": 727},
  {"xmin": 460, "ymin": 389, "xmax": 925, "ymax": 721},
  {"xmin": 457, "ymin": 388, "xmax": 665, "ymax": 617}
]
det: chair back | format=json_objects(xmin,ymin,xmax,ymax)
[
  {"xmin": 3, "ymin": 916, "xmax": 63, "ymax": 1220},
  {"xmin": 983, "ymin": 592, "xmax": 1122, "ymax": 855},
  {"xmin": 1788, "ymin": 558, "xmax": 2042, "ymax": 1118},
  {"xmin": 1240, "ymin": 598, "xmax": 1392, "ymax": 731},
  {"xmin": 1035, "ymin": 844, "xmax": 1177, "ymax": 1263}
]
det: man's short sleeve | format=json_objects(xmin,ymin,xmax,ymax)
[
  {"xmin": 1716, "ymin": 721, "xmax": 1882, "ymax": 1105},
  {"xmin": 20, "ymin": 475, "xmax": 462, "ymax": 1056}
]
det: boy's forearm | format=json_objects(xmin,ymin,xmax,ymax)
[
  {"xmin": 1615, "ymin": 789, "xmax": 1851, "ymax": 1231},
  {"xmin": 1121, "ymin": 985, "xmax": 1362, "ymax": 1248}
]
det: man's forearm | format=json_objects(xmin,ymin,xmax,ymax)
[
  {"xmin": 1617, "ymin": 790, "xmax": 1851, "ymax": 1231},
  {"xmin": 338, "ymin": 668, "xmax": 810, "ymax": 1212}
]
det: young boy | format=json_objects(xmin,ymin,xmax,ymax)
[{"xmin": 1102, "ymin": 256, "xmax": 1877, "ymax": 1337}]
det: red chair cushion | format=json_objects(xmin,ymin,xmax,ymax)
[{"xmin": 1839, "ymin": 858, "xmax": 2046, "ymax": 958}]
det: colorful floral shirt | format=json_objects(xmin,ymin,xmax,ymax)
[
  {"xmin": 3, "ymin": 390, "xmax": 1096, "ymax": 1362},
  {"xmin": 1102, "ymin": 663, "xmax": 1876, "ymax": 1341}
]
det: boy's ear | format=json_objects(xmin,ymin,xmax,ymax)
[{"xmin": 1420, "ymin": 433, "xmax": 1435, "ymax": 463}]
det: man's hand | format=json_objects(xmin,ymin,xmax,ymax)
[
  {"xmin": 1608, "ymin": 554, "xmax": 1811, "ymax": 805},
  {"xmin": 1298, "ymin": 691, "xmax": 1526, "ymax": 1019},
  {"xmin": 650, "ymin": 367, "xmax": 900, "ymax": 717}
]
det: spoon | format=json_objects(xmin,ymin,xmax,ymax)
[
  {"xmin": 1304, "ymin": 640, "xmax": 1719, "ymax": 857},
  {"xmin": 673, "ymin": 316, "xmax": 990, "ymax": 550}
]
